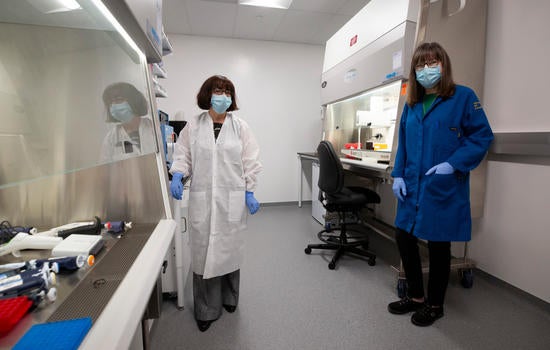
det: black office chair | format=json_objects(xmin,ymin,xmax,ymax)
[{"xmin": 305, "ymin": 141, "xmax": 380, "ymax": 270}]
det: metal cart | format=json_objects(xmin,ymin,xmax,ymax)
[{"xmin": 363, "ymin": 219, "xmax": 475, "ymax": 298}]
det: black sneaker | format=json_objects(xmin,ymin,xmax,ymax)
[
  {"xmin": 223, "ymin": 304, "xmax": 237, "ymax": 313},
  {"xmin": 411, "ymin": 304, "xmax": 444, "ymax": 326},
  {"xmin": 388, "ymin": 297, "xmax": 424, "ymax": 315},
  {"xmin": 196, "ymin": 320, "xmax": 213, "ymax": 332}
]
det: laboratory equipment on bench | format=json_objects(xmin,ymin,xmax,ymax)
[
  {"xmin": 0, "ymin": 296, "xmax": 34, "ymax": 336},
  {"xmin": 0, "ymin": 233, "xmax": 62, "ymax": 257},
  {"xmin": 103, "ymin": 221, "xmax": 132, "ymax": 234},
  {"xmin": 13, "ymin": 317, "xmax": 92, "ymax": 350},
  {"xmin": 0, "ymin": 255, "xmax": 94, "ymax": 274},
  {"xmin": 51, "ymin": 234, "xmax": 104, "ymax": 257},
  {"xmin": 34, "ymin": 217, "xmax": 102, "ymax": 238},
  {"xmin": 0, "ymin": 266, "xmax": 57, "ymax": 306}
]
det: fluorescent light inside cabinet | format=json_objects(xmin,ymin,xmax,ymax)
[
  {"xmin": 27, "ymin": 0, "xmax": 82, "ymax": 13},
  {"xmin": 238, "ymin": 0, "xmax": 293, "ymax": 10},
  {"xmin": 89, "ymin": 0, "xmax": 145, "ymax": 62}
]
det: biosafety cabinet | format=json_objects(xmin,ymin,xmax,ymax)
[
  {"xmin": 320, "ymin": 0, "xmax": 489, "ymax": 227},
  {"xmin": 0, "ymin": 1, "xmax": 176, "ymax": 349}
]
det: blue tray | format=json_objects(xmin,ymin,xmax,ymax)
[{"xmin": 14, "ymin": 317, "xmax": 92, "ymax": 350}]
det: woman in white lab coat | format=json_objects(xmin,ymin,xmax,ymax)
[
  {"xmin": 170, "ymin": 75, "xmax": 262, "ymax": 332},
  {"xmin": 100, "ymin": 82, "xmax": 156, "ymax": 162}
]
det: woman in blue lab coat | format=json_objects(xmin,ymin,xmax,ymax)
[{"xmin": 387, "ymin": 42, "xmax": 493, "ymax": 326}]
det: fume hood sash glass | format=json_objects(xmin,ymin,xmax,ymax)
[{"xmin": 0, "ymin": 0, "xmax": 158, "ymax": 188}]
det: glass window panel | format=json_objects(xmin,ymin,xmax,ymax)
[
  {"xmin": 325, "ymin": 81, "xmax": 401, "ymax": 153},
  {"xmin": 0, "ymin": 0, "xmax": 158, "ymax": 188}
]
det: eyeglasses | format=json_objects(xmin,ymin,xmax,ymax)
[
  {"xmin": 110, "ymin": 96, "xmax": 127, "ymax": 104},
  {"xmin": 213, "ymin": 88, "xmax": 231, "ymax": 96},
  {"xmin": 415, "ymin": 60, "xmax": 440, "ymax": 71}
]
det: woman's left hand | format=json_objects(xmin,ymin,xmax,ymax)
[
  {"xmin": 245, "ymin": 191, "xmax": 260, "ymax": 214},
  {"xmin": 425, "ymin": 162, "xmax": 454, "ymax": 175}
]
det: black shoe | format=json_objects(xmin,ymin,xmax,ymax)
[
  {"xmin": 411, "ymin": 304, "xmax": 444, "ymax": 326},
  {"xmin": 196, "ymin": 320, "xmax": 213, "ymax": 332},
  {"xmin": 388, "ymin": 297, "xmax": 424, "ymax": 315},
  {"xmin": 223, "ymin": 304, "xmax": 237, "ymax": 313}
]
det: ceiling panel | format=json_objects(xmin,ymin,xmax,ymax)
[
  {"xmin": 288, "ymin": 0, "xmax": 345, "ymax": 14},
  {"xmin": 309, "ymin": 14, "xmax": 352, "ymax": 45},
  {"xmin": 163, "ymin": 0, "xmax": 192, "ymax": 34},
  {"xmin": 234, "ymin": 6, "xmax": 285, "ymax": 41},
  {"xmin": 272, "ymin": 10, "xmax": 333, "ymax": 44},
  {"xmin": 163, "ymin": 0, "xmax": 371, "ymax": 45},
  {"xmin": 338, "ymin": 0, "xmax": 372, "ymax": 15},
  {"xmin": 185, "ymin": 0, "xmax": 238, "ymax": 37}
]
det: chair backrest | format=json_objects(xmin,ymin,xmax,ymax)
[{"xmin": 317, "ymin": 141, "xmax": 344, "ymax": 195}]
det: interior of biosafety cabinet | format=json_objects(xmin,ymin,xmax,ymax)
[{"xmin": 0, "ymin": 0, "xmax": 175, "ymax": 349}]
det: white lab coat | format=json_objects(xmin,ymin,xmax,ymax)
[
  {"xmin": 170, "ymin": 112, "xmax": 262, "ymax": 279},
  {"xmin": 100, "ymin": 117, "xmax": 157, "ymax": 162}
]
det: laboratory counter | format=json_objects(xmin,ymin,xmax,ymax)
[
  {"xmin": 298, "ymin": 151, "xmax": 392, "ymax": 207},
  {"xmin": 0, "ymin": 219, "xmax": 175, "ymax": 350}
]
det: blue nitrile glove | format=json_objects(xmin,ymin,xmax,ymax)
[
  {"xmin": 392, "ymin": 177, "xmax": 407, "ymax": 202},
  {"xmin": 245, "ymin": 191, "xmax": 260, "ymax": 215},
  {"xmin": 425, "ymin": 162, "xmax": 454, "ymax": 175},
  {"xmin": 170, "ymin": 172, "xmax": 184, "ymax": 200}
]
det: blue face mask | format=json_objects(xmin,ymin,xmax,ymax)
[
  {"xmin": 416, "ymin": 65, "xmax": 441, "ymax": 89},
  {"xmin": 110, "ymin": 101, "xmax": 135, "ymax": 123},
  {"xmin": 211, "ymin": 94, "xmax": 232, "ymax": 114}
]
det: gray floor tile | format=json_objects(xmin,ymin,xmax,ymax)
[{"xmin": 150, "ymin": 205, "xmax": 550, "ymax": 350}]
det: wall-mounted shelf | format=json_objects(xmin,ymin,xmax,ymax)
[
  {"xmin": 152, "ymin": 63, "xmax": 167, "ymax": 78},
  {"xmin": 154, "ymin": 83, "xmax": 167, "ymax": 98},
  {"xmin": 162, "ymin": 30, "xmax": 173, "ymax": 56}
]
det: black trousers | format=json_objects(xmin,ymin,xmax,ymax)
[
  {"xmin": 395, "ymin": 228, "xmax": 451, "ymax": 306},
  {"xmin": 193, "ymin": 270, "xmax": 240, "ymax": 321}
]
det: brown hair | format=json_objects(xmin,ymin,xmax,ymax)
[
  {"xmin": 102, "ymin": 82, "xmax": 148, "ymax": 122},
  {"xmin": 407, "ymin": 42, "xmax": 455, "ymax": 106},
  {"xmin": 196, "ymin": 75, "xmax": 239, "ymax": 111}
]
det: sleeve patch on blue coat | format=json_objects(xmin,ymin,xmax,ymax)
[{"xmin": 473, "ymin": 101, "xmax": 482, "ymax": 110}]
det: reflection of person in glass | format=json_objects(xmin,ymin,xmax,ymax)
[{"xmin": 100, "ymin": 82, "xmax": 155, "ymax": 162}]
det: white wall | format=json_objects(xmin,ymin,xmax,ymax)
[
  {"xmin": 157, "ymin": 35, "xmax": 324, "ymax": 202},
  {"xmin": 471, "ymin": 0, "xmax": 550, "ymax": 303}
]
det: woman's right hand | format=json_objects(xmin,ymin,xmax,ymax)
[
  {"xmin": 392, "ymin": 177, "xmax": 407, "ymax": 202},
  {"xmin": 170, "ymin": 172, "xmax": 184, "ymax": 200}
]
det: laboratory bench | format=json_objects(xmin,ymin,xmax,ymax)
[
  {"xmin": 0, "ymin": 219, "xmax": 175, "ymax": 350},
  {"xmin": 298, "ymin": 150, "xmax": 478, "ymax": 297},
  {"xmin": 298, "ymin": 151, "xmax": 392, "ymax": 208}
]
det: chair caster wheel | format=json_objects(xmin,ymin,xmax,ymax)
[
  {"xmin": 304, "ymin": 247, "xmax": 312, "ymax": 254},
  {"xmin": 460, "ymin": 269, "xmax": 474, "ymax": 288},
  {"xmin": 368, "ymin": 258, "xmax": 376, "ymax": 266},
  {"xmin": 328, "ymin": 262, "xmax": 336, "ymax": 270}
]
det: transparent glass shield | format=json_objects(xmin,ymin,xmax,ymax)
[{"xmin": 0, "ymin": 0, "xmax": 158, "ymax": 189}]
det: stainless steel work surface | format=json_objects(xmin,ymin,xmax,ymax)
[{"xmin": 0, "ymin": 223, "xmax": 157, "ymax": 349}]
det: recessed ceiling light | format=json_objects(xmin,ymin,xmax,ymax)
[
  {"xmin": 27, "ymin": 0, "xmax": 82, "ymax": 14},
  {"xmin": 238, "ymin": 0, "xmax": 293, "ymax": 10}
]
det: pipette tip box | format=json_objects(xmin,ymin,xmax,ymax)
[
  {"xmin": 13, "ymin": 317, "xmax": 92, "ymax": 350},
  {"xmin": 0, "ymin": 296, "xmax": 33, "ymax": 336}
]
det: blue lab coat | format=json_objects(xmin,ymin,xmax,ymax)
[{"xmin": 391, "ymin": 85, "xmax": 493, "ymax": 241}]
